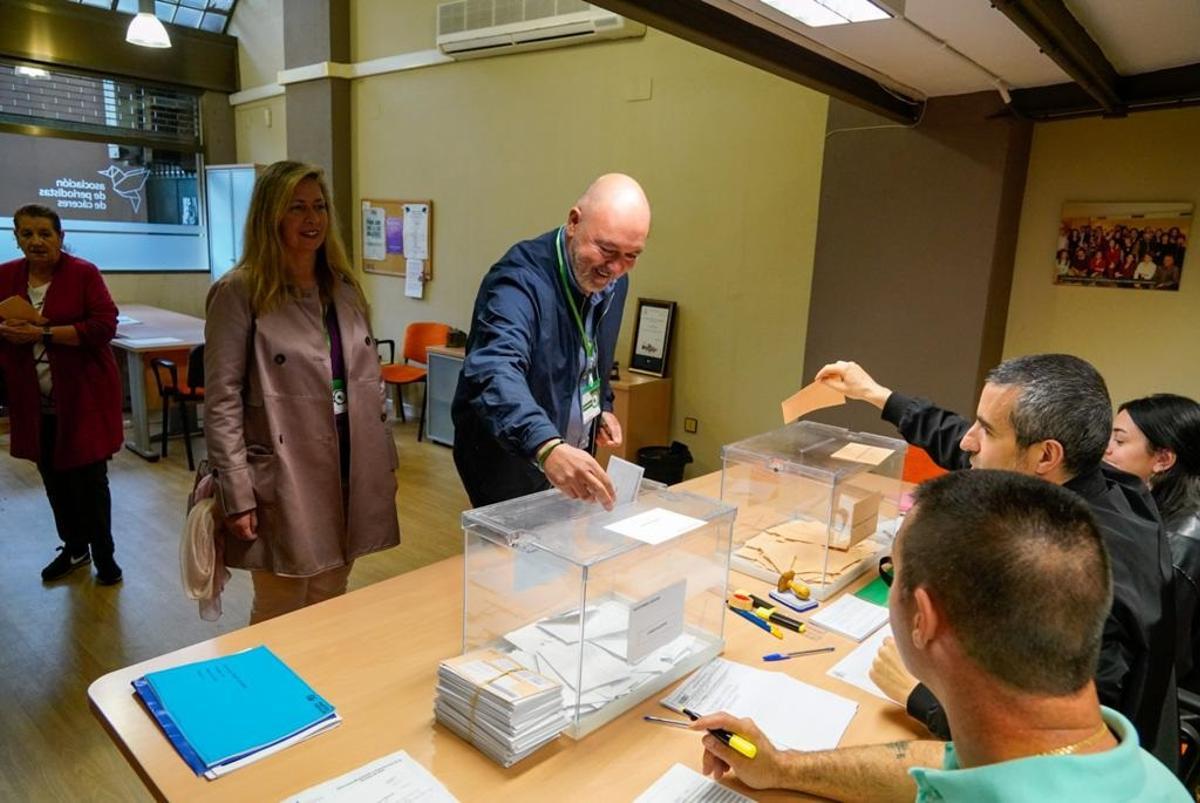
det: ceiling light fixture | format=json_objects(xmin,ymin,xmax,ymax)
[
  {"xmin": 126, "ymin": 0, "xmax": 172, "ymax": 48},
  {"xmin": 14, "ymin": 65, "xmax": 50, "ymax": 79},
  {"xmin": 761, "ymin": 0, "xmax": 892, "ymax": 27}
]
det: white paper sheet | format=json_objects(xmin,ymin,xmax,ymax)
[
  {"xmin": 282, "ymin": 748, "xmax": 458, "ymax": 802},
  {"xmin": 662, "ymin": 658, "xmax": 858, "ymax": 752},
  {"xmin": 605, "ymin": 508, "xmax": 707, "ymax": 545},
  {"xmin": 826, "ymin": 624, "xmax": 898, "ymax": 703},
  {"xmin": 607, "ymin": 455, "xmax": 645, "ymax": 506},
  {"xmin": 363, "ymin": 205, "xmax": 386, "ymax": 262},
  {"xmin": 626, "ymin": 580, "xmax": 686, "ymax": 664},
  {"xmin": 809, "ymin": 595, "xmax": 890, "ymax": 642},
  {"xmin": 405, "ymin": 258, "xmax": 424, "ymax": 299},
  {"xmin": 538, "ymin": 641, "xmax": 632, "ymax": 693},
  {"xmin": 633, "ymin": 763, "xmax": 754, "ymax": 803},
  {"xmin": 537, "ymin": 602, "xmax": 630, "ymax": 644},
  {"xmin": 402, "ymin": 204, "xmax": 429, "ymax": 260},
  {"xmin": 115, "ymin": 336, "xmax": 183, "ymax": 347}
]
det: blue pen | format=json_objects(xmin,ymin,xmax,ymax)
[
  {"xmin": 762, "ymin": 647, "xmax": 836, "ymax": 661},
  {"xmin": 730, "ymin": 607, "xmax": 783, "ymax": 639}
]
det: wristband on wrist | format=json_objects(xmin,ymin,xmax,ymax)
[
  {"xmin": 41, "ymin": 326, "xmax": 53, "ymax": 346},
  {"xmin": 536, "ymin": 438, "xmax": 564, "ymax": 469}
]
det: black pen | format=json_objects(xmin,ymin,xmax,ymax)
[{"xmin": 682, "ymin": 707, "xmax": 758, "ymax": 759}]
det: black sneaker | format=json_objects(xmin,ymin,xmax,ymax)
[
  {"xmin": 94, "ymin": 554, "xmax": 123, "ymax": 586},
  {"xmin": 41, "ymin": 547, "xmax": 91, "ymax": 582}
]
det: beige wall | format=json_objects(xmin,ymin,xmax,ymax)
[
  {"xmin": 227, "ymin": 0, "xmax": 285, "ymax": 90},
  {"xmin": 234, "ymin": 96, "xmax": 288, "ymax": 165},
  {"xmin": 351, "ymin": 18, "xmax": 828, "ymax": 475},
  {"xmin": 104, "ymin": 273, "xmax": 210, "ymax": 318},
  {"xmin": 1004, "ymin": 107, "xmax": 1200, "ymax": 407}
]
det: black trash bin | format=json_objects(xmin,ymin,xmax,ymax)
[{"xmin": 636, "ymin": 441, "xmax": 693, "ymax": 485}]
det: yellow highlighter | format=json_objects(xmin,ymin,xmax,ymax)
[{"xmin": 683, "ymin": 707, "xmax": 758, "ymax": 759}]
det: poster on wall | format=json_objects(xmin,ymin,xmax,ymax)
[{"xmin": 1055, "ymin": 201, "xmax": 1190, "ymax": 291}]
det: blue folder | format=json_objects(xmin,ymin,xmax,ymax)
[{"xmin": 132, "ymin": 645, "xmax": 336, "ymax": 773}]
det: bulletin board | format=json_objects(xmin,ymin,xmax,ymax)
[{"xmin": 360, "ymin": 199, "xmax": 433, "ymax": 298}]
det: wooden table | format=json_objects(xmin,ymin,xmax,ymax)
[
  {"xmin": 89, "ymin": 556, "xmax": 917, "ymax": 801},
  {"xmin": 112, "ymin": 304, "xmax": 206, "ymax": 460}
]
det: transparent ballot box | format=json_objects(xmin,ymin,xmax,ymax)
[
  {"xmin": 462, "ymin": 485, "xmax": 736, "ymax": 739},
  {"xmin": 721, "ymin": 421, "xmax": 907, "ymax": 599}
]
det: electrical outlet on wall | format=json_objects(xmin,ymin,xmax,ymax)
[{"xmin": 684, "ymin": 417, "xmax": 698, "ymax": 434}]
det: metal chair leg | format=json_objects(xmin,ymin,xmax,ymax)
[
  {"xmin": 395, "ymin": 384, "xmax": 406, "ymax": 423},
  {"xmin": 160, "ymin": 395, "xmax": 171, "ymax": 458},
  {"xmin": 180, "ymin": 400, "xmax": 195, "ymax": 471}
]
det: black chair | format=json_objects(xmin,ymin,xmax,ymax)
[{"xmin": 149, "ymin": 344, "xmax": 205, "ymax": 470}]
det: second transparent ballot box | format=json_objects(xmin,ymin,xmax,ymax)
[
  {"xmin": 720, "ymin": 420, "xmax": 907, "ymax": 599},
  {"xmin": 462, "ymin": 485, "xmax": 736, "ymax": 739}
]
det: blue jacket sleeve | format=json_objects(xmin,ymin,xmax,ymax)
[{"xmin": 459, "ymin": 274, "xmax": 561, "ymax": 458}]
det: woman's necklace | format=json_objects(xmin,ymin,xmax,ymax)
[{"xmin": 1037, "ymin": 722, "xmax": 1112, "ymax": 757}]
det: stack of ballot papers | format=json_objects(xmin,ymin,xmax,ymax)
[
  {"xmin": 500, "ymin": 598, "xmax": 706, "ymax": 718},
  {"xmin": 132, "ymin": 645, "xmax": 341, "ymax": 779},
  {"xmin": 434, "ymin": 649, "xmax": 568, "ymax": 767}
]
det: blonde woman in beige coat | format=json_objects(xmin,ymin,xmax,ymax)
[{"xmin": 204, "ymin": 161, "xmax": 400, "ymax": 623}]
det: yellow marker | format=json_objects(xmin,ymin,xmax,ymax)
[{"xmin": 684, "ymin": 707, "xmax": 758, "ymax": 759}]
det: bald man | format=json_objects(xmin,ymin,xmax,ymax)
[{"xmin": 452, "ymin": 174, "xmax": 651, "ymax": 508}]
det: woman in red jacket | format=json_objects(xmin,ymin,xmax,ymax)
[{"xmin": 0, "ymin": 204, "xmax": 124, "ymax": 584}]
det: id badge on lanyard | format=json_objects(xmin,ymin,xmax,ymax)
[
  {"xmin": 332, "ymin": 378, "xmax": 348, "ymax": 416},
  {"xmin": 580, "ymin": 368, "xmax": 601, "ymax": 426}
]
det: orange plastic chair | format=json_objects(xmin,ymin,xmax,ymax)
[
  {"xmin": 901, "ymin": 445, "xmax": 948, "ymax": 485},
  {"xmin": 376, "ymin": 322, "xmax": 450, "ymax": 441}
]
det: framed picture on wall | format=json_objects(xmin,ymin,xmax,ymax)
[
  {"xmin": 629, "ymin": 298, "xmax": 676, "ymax": 378},
  {"xmin": 1055, "ymin": 201, "xmax": 1190, "ymax": 291}
]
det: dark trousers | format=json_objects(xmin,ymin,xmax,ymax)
[
  {"xmin": 453, "ymin": 437, "xmax": 551, "ymax": 508},
  {"xmin": 36, "ymin": 414, "xmax": 114, "ymax": 560}
]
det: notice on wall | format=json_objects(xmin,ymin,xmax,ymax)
[
  {"xmin": 405, "ymin": 259, "xmax": 424, "ymax": 299},
  {"xmin": 402, "ymin": 204, "xmax": 429, "ymax": 260},
  {"xmin": 363, "ymin": 204, "xmax": 387, "ymax": 262}
]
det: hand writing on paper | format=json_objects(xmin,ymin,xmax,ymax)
[
  {"xmin": 596, "ymin": 411, "xmax": 623, "ymax": 448},
  {"xmin": 693, "ymin": 712, "xmax": 781, "ymax": 789},
  {"xmin": 227, "ymin": 509, "xmax": 258, "ymax": 541},
  {"xmin": 543, "ymin": 444, "xmax": 616, "ymax": 510},
  {"xmin": 814, "ymin": 361, "xmax": 892, "ymax": 410},
  {"xmin": 869, "ymin": 637, "xmax": 919, "ymax": 705}
]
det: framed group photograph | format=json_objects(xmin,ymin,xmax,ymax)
[
  {"xmin": 1054, "ymin": 201, "xmax": 1190, "ymax": 291},
  {"xmin": 629, "ymin": 298, "xmax": 676, "ymax": 378}
]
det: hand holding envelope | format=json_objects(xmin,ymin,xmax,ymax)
[{"xmin": 0, "ymin": 294, "xmax": 49, "ymax": 325}]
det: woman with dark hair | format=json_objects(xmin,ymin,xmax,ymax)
[
  {"xmin": 1106, "ymin": 393, "xmax": 1200, "ymax": 689},
  {"xmin": 0, "ymin": 204, "xmax": 124, "ymax": 584}
]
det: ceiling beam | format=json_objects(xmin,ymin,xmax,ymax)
[
  {"xmin": 590, "ymin": 0, "xmax": 922, "ymax": 124},
  {"xmin": 991, "ymin": 0, "xmax": 1125, "ymax": 116},
  {"xmin": 1011, "ymin": 61, "xmax": 1200, "ymax": 120}
]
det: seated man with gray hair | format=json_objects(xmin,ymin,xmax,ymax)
[
  {"xmin": 814, "ymin": 353, "xmax": 1177, "ymax": 771},
  {"xmin": 694, "ymin": 471, "xmax": 1188, "ymax": 801}
]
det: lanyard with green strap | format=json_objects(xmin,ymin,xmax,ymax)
[{"xmin": 555, "ymin": 225, "xmax": 596, "ymax": 363}]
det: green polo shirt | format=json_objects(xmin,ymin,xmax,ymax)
[{"xmin": 910, "ymin": 707, "xmax": 1188, "ymax": 802}]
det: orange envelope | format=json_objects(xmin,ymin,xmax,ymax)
[
  {"xmin": 0, "ymin": 295, "xmax": 48, "ymax": 325},
  {"xmin": 781, "ymin": 381, "xmax": 844, "ymax": 423}
]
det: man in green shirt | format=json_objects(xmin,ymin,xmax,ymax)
[{"xmin": 693, "ymin": 470, "xmax": 1188, "ymax": 801}]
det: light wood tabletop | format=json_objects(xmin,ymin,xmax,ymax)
[{"xmin": 89, "ymin": 491, "xmax": 918, "ymax": 802}]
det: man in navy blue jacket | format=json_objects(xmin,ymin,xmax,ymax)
[{"xmin": 452, "ymin": 174, "xmax": 651, "ymax": 508}]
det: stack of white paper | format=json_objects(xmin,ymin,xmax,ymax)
[
  {"xmin": 809, "ymin": 595, "xmax": 890, "ymax": 641},
  {"xmin": 502, "ymin": 597, "xmax": 702, "ymax": 718},
  {"xmin": 662, "ymin": 658, "xmax": 859, "ymax": 752},
  {"xmin": 434, "ymin": 649, "xmax": 567, "ymax": 767}
]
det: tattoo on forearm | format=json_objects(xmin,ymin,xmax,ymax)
[{"xmin": 884, "ymin": 741, "xmax": 910, "ymax": 760}]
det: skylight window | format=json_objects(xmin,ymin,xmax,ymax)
[{"xmin": 760, "ymin": 0, "xmax": 892, "ymax": 27}]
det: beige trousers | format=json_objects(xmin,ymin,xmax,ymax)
[{"xmin": 248, "ymin": 562, "xmax": 354, "ymax": 624}]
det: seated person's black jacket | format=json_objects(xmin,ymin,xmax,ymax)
[
  {"xmin": 1170, "ymin": 510, "xmax": 1200, "ymax": 692},
  {"xmin": 882, "ymin": 392, "xmax": 1179, "ymax": 771}
]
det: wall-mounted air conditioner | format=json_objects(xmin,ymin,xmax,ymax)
[{"xmin": 436, "ymin": 0, "xmax": 646, "ymax": 60}]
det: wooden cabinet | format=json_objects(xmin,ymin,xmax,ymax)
[{"xmin": 595, "ymin": 372, "xmax": 672, "ymax": 468}]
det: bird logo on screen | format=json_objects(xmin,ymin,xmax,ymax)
[{"xmin": 97, "ymin": 165, "xmax": 151, "ymax": 214}]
